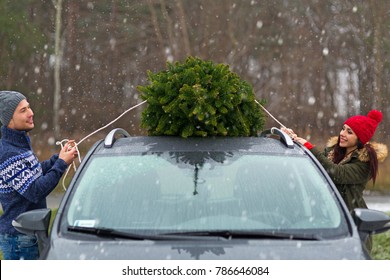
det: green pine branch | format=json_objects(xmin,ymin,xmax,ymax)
[{"xmin": 137, "ymin": 56, "xmax": 266, "ymax": 137}]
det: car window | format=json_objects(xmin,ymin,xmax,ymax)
[{"xmin": 64, "ymin": 152, "xmax": 348, "ymax": 238}]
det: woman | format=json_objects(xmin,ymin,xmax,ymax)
[{"xmin": 283, "ymin": 110, "xmax": 388, "ymax": 252}]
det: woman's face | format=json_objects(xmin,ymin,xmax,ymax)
[{"xmin": 339, "ymin": 124, "xmax": 358, "ymax": 149}]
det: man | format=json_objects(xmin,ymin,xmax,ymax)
[{"xmin": 0, "ymin": 90, "xmax": 77, "ymax": 260}]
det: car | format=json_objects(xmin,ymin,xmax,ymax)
[{"xmin": 13, "ymin": 127, "xmax": 390, "ymax": 259}]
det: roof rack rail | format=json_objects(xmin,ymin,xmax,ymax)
[
  {"xmin": 104, "ymin": 128, "xmax": 131, "ymax": 148},
  {"xmin": 259, "ymin": 127, "xmax": 294, "ymax": 148}
]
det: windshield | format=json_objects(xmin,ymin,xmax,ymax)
[{"xmin": 64, "ymin": 152, "xmax": 348, "ymax": 238}]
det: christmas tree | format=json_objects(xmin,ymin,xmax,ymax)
[{"xmin": 137, "ymin": 56, "xmax": 266, "ymax": 137}]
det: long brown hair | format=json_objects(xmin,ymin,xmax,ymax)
[
  {"xmin": 332, "ymin": 136, "xmax": 379, "ymax": 183},
  {"xmin": 365, "ymin": 143, "xmax": 379, "ymax": 184}
]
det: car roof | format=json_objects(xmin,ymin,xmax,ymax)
[{"xmin": 90, "ymin": 128, "xmax": 307, "ymax": 156}]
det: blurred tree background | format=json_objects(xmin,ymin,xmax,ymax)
[{"xmin": 1, "ymin": 0, "xmax": 390, "ymax": 190}]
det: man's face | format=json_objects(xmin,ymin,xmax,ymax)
[{"xmin": 8, "ymin": 99, "xmax": 34, "ymax": 132}]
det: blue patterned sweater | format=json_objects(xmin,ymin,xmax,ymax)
[{"xmin": 0, "ymin": 126, "xmax": 68, "ymax": 234}]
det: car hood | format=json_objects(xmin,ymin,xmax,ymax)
[{"xmin": 43, "ymin": 237, "xmax": 369, "ymax": 260}]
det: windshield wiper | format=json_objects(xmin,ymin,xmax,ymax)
[
  {"xmin": 67, "ymin": 226, "xmax": 215, "ymax": 240},
  {"xmin": 162, "ymin": 230, "xmax": 322, "ymax": 240},
  {"xmin": 67, "ymin": 226, "xmax": 322, "ymax": 241},
  {"xmin": 67, "ymin": 226, "xmax": 157, "ymax": 240}
]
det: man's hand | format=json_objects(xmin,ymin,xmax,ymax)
[{"xmin": 59, "ymin": 140, "xmax": 78, "ymax": 165}]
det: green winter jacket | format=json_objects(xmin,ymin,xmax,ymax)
[{"xmin": 310, "ymin": 137, "xmax": 388, "ymax": 212}]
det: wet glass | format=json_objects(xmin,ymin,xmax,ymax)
[{"xmin": 64, "ymin": 152, "xmax": 349, "ymax": 238}]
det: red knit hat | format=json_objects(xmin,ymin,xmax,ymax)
[{"xmin": 344, "ymin": 110, "xmax": 383, "ymax": 144}]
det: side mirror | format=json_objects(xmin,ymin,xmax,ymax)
[
  {"xmin": 12, "ymin": 208, "xmax": 52, "ymax": 255},
  {"xmin": 352, "ymin": 208, "xmax": 390, "ymax": 234}
]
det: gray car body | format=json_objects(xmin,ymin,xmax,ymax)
[
  {"xmin": 14, "ymin": 129, "xmax": 390, "ymax": 259},
  {"xmin": 45, "ymin": 236, "xmax": 367, "ymax": 260}
]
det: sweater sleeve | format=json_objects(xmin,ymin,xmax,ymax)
[
  {"xmin": 310, "ymin": 146, "xmax": 370, "ymax": 185},
  {"xmin": 0, "ymin": 151, "xmax": 68, "ymax": 204},
  {"xmin": 41, "ymin": 153, "xmax": 60, "ymax": 174}
]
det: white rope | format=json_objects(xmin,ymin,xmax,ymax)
[
  {"xmin": 255, "ymin": 99, "xmax": 286, "ymax": 128},
  {"xmin": 55, "ymin": 139, "xmax": 80, "ymax": 191},
  {"xmin": 77, "ymin": 100, "xmax": 147, "ymax": 145},
  {"xmin": 56, "ymin": 99, "xmax": 285, "ymax": 190},
  {"xmin": 56, "ymin": 100, "xmax": 147, "ymax": 190}
]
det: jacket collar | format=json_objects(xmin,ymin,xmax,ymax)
[
  {"xmin": 1, "ymin": 125, "xmax": 32, "ymax": 149},
  {"xmin": 326, "ymin": 136, "xmax": 388, "ymax": 163}
]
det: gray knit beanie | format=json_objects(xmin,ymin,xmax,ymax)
[{"xmin": 0, "ymin": 91, "xmax": 27, "ymax": 126}]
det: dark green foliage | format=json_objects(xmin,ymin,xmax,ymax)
[
  {"xmin": 372, "ymin": 230, "xmax": 390, "ymax": 260},
  {"xmin": 137, "ymin": 57, "xmax": 266, "ymax": 137},
  {"xmin": 0, "ymin": 1, "xmax": 46, "ymax": 61}
]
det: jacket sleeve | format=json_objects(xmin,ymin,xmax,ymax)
[
  {"xmin": 41, "ymin": 153, "xmax": 60, "ymax": 174},
  {"xmin": 310, "ymin": 146, "xmax": 370, "ymax": 185},
  {"xmin": 1, "ymin": 151, "xmax": 68, "ymax": 204}
]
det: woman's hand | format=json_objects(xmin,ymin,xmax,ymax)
[
  {"xmin": 293, "ymin": 136, "xmax": 308, "ymax": 145},
  {"xmin": 280, "ymin": 127, "xmax": 307, "ymax": 145},
  {"xmin": 281, "ymin": 127, "xmax": 297, "ymax": 139}
]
